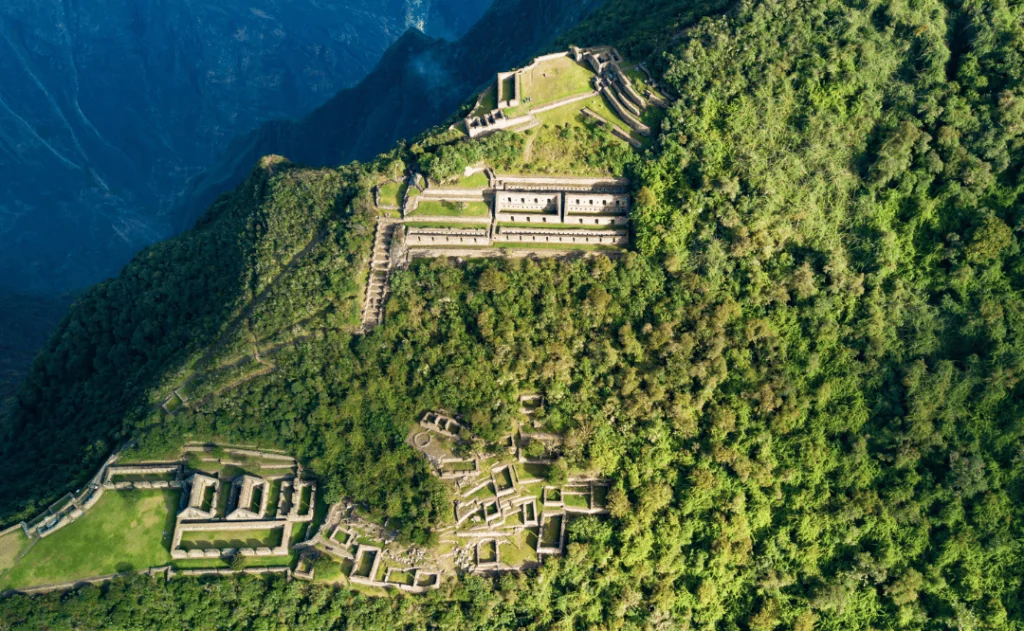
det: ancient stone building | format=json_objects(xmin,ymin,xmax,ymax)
[
  {"xmin": 405, "ymin": 227, "xmax": 490, "ymax": 247},
  {"xmin": 564, "ymin": 193, "xmax": 630, "ymax": 215},
  {"xmin": 179, "ymin": 474, "xmax": 219, "ymax": 521},
  {"xmin": 495, "ymin": 228, "xmax": 629, "ymax": 247},
  {"xmin": 226, "ymin": 474, "xmax": 269, "ymax": 521}
]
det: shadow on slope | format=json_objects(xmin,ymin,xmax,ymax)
[
  {"xmin": 0, "ymin": 158, "xmax": 368, "ymax": 526},
  {"xmin": 175, "ymin": 0, "xmax": 606, "ymax": 231}
]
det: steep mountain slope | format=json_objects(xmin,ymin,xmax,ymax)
[
  {"xmin": 174, "ymin": 0, "xmax": 606, "ymax": 230},
  {"xmin": 0, "ymin": 0, "xmax": 492, "ymax": 295},
  {"xmin": 3, "ymin": 0, "xmax": 1024, "ymax": 628}
]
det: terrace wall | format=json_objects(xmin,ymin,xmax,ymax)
[
  {"xmin": 564, "ymin": 193, "xmax": 630, "ymax": 215},
  {"xmin": 496, "ymin": 230, "xmax": 628, "ymax": 246}
]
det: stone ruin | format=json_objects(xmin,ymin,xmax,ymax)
[
  {"xmin": 404, "ymin": 403, "xmax": 616, "ymax": 574},
  {"xmin": 313, "ymin": 503, "xmax": 441, "ymax": 593},
  {"xmin": 420, "ymin": 411, "xmax": 464, "ymax": 439},
  {"xmin": 571, "ymin": 45, "xmax": 657, "ymax": 138},
  {"xmin": 170, "ymin": 471, "xmax": 317, "ymax": 560},
  {"xmin": 102, "ymin": 463, "xmax": 184, "ymax": 491},
  {"xmin": 464, "ymin": 47, "xmax": 660, "ymax": 143},
  {"xmin": 178, "ymin": 473, "xmax": 220, "ymax": 521},
  {"xmin": 226, "ymin": 475, "xmax": 269, "ymax": 520},
  {"xmin": 401, "ymin": 174, "xmax": 632, "ymax": 253}
]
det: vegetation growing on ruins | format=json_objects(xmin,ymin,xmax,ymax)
[{"xmin": 3, "ymin": 0, "xmax": 1024, "ymax": 628}]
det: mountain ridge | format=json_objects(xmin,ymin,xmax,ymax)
[{"xmin": 174, "ymin": 0, "xmax": 607, "ymax": 230}]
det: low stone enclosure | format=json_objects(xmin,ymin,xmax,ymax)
[
  {"xmin": 464, "ymin": 46, "xmax": 662, "ymax": 141},
  {"xmin": 171, "ymin": 470, "xmax": 316, "ymax": 560}
]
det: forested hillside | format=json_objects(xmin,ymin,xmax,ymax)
[{"xmin": 3, "ymin": 0, "xmax": 1024, "ymax": 628}]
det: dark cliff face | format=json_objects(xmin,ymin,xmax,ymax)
[
  {"xmin": 175, "ymin": 0, "xmax": 606, "ymax": 230},
  {"xmin": 0, "ymin": 0, "xmax": 492, "ymax": 294}
]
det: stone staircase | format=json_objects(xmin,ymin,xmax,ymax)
[{"xmin": 360, "ymin": 220, "xmax": 399, "ymax": 331}]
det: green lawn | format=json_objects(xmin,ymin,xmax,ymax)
[
  {"xmin": 501, "ymin": 536, "xmax": 538, "ymax": 566},
  {"xmin": 478, "ymin": 541, "xmax": 497, "ymax": 563},
  {"xmin": 0, "ymin": 528, "xmax": 29, "ymax": 575},
  {"xmin": 314, "ymin": 558, "xmax": 347, "ymax": 583},
  {"xmin": 467, "ymin": 484, "xmax": 496, "ymax": 501},
  {"xmin": 0, "ymin": 490, "xmax": 179, "ymax": 589},
  {"xmin": 564, "ymin": 494, "xmax": 590, "ymax": 509},
  {"xmin": 404, "ymin": 221, "xmax": 486, "ymax": 230},
  {"xmin": 519, "ymin": 57, "xmax": 595, "ymax": 109},
  {"xmin": 388, "ymin": 570, "xmax": 415, "ymax": 586},
  {"xmin": 411, "ymin": 200, "xmax": 491, "ymax": 218},
  {"xmin": 495, "ymin": 468, "xmax": 514, "ymax": 492},
  {"xmin": 378, "ymin": 181, "xmax": 406, "ymax": 207},
  {"xmin": 517, "ymin": 463, "xmax": 550, "ymax": 479},
  {"xmin": 540, "ymin": 515, "xmax": 563, "ymax": 548},
  {"xmin": 178, "ymin": 527, "xmax": 283, "ymax": 551},
  {"xmin": 442, "ymin": 461, "xmax": 477, "ymax": 473},
  {"xmin": 535, "ymin": 94, "xmax": 642, "ymax": 144},
  {"xmin": 454, "ymin": 172, "xmax": 490, "ymax": 188}
]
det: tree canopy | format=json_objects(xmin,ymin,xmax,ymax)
[{"xmin": 2, "ymin": 0, "xmax": 1023, "ymax": 628}]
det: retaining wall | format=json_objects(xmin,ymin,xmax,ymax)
[
  {"xmin": 564, "ymin": 193, "xmax": 630, "ymax": 214},
  {"xmin": 496, "ymin": 230, "xmax": 628, "ymax": 246}
]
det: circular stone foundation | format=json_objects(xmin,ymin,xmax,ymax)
[{"xmin": 413, "ymin": 432, "xmax": 431, "ymax": 448}]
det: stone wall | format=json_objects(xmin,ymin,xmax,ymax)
[
  {"xmin": 598, "ymin": 80, "xmax": 651, "ymax": 136},
  {"xmin": 407, "ymin": 227, "xmax": 489, "ymax": 243},
  {"xmin": 493, "ymin": 174, "xmax": 629, "ymax": 193},
  {"xmin": 465, "ymin": 107, "xmax": 535, "ymax": 139},
  {"xmin": 612, "ymin": 70, "xmax": 646, "ymax": 110},
  {"xmin": 496, "ymin": 71, "xmax": 520, "ymax": 109},
  {"xmin": 180, "ymin": 474, "xmax": 219, "ymax": 520},
  {"xmin": 563, "ymin": 193, "xmax": 630, "ymax": 215},
  {"xmin": 496, "ymin": 229, "xmax": 628, "ymax": 246},
  {"xmin": 495, "ymin": 191, "xmax": 560, "ymax": 213},
  {"xmin": 170, "ymin": 520, "xmax": 293, "ymax": 560},
  {"xmin": 562, "ymin": 215, "xmax": 629, "ymax": 227},
  {"xmin": 226, "ymin": 475, "xmax": 269, "ymax": 520}
]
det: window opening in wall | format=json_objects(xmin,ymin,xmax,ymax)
[{"xmin": 595, "ymin": 219, "xmax": 599, "ymax": 225}]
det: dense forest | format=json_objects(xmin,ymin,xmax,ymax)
[{"xmin": 3, "ymin": 0, "xmax": 1024, "ymax": 628}]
